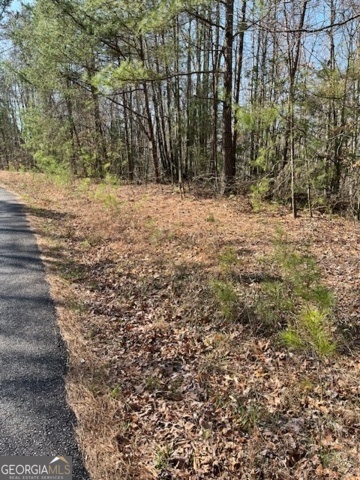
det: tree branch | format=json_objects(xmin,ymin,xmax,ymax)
[{"xmin": 253, "ymin": 12, "xmax": 360, "ymax": 34}]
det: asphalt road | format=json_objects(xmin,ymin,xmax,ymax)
[{"xmin": 0, "ymin": 187, "xmax": 89, "ymax": 478}]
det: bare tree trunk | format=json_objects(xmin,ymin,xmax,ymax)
[
  {"xmin": 233, "ymin": 0, "xmax": 247, "ymax": 167},
  {"xmin": 139, "ymin": 37, "xmax": 160, "ymax": 182},
  {"xmin": 222, "ymin": 0, "xmax": 235, "ymax": 194},
  {"xmin": 284, "ymin": 0, "xmax": 309, "ymax": 218},
  {"xmin": 123, "ymin": 92, "xmax": 134, "ymax": 181}
]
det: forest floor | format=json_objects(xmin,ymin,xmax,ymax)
[{"xmin": 0, "ymin": 171, "xmax": 359, "ymax": 480}]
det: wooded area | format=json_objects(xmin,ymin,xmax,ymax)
[
  {"xmin": 1, "ymin": 170, "xmax": 359, "ymax": 479},
  {"xmin": 0, "ymin": 0, "xmax": 359, "ymax": 215},
  {"xmin": 0, "ymin": 2, "xmax": 359, "ymax": 477}
]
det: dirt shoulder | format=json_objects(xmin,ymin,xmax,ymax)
[{"xmin": 1, "ymin": 171, "xmax": 359, "ymax": 479}]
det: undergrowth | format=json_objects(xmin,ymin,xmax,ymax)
[
  {"xmin": 212, "ymin": 229, "xmax": 337, "ymax": 358},
  {"xmin": 1, "ymin": 171, "xmax": 358, "ymax": 480}
]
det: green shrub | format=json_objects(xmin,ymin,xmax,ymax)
[
  {"xmin": 93, "ymin": 184, "xmax": 120, "ymax": 211},
  {"xmin": 255, "ymin": 280, "xmax": 295, "ymax": 329},
  {"xmin": 76, "ymin": 177, "xmax": 92, "ymax": 194},
  {"xmin": 218, "ymin": 246, "xmax": 238, "ymax": 274},
  {"xmin": 250, "ymin": 178, "xmax": 271, "ymax": 211},
  {"xmin": 211, "ymin": 280, "xmax": 239, "ymax": 321},
  {"xmin": 255, "ymin": 230, "xmax": 337, "ymax": 357},
  {"xmin": 281, "ymin": 308, "xmax": 336, "ymax": 357}
]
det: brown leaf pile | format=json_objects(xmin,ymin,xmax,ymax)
[{"xmin": 1, "ymin": 172, "xmax": 359, "ymax": 480}]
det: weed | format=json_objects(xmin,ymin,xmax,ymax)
[
  {"xmin": 205, "ymin": 213, "xmax": 216, "ymax": 223},
  {"xmin": 249, "ymin": 178, "xmax": 270, "ymax": 212},
  {"xmin": 52, "ymin": 170, "xmax": 73, "ymax": 187},
  {"xmin": 302, "ymin": 285, "xmax": 334, "ymax": 310},
  {"xmin": 67, "ymin": 299, "xmax": 86, "ymax": 313},
  {"xmin": 146, "ymin": 220, "xmax": 176, "ymax": 245},
  {"xmin": 34, "ymin": 155, "xmax": 73, "ymax": 186},
  {"xmin": 39, "ymin": 221, "xmax": 54, "ymax": 237},
  {"xmin": 199, "ymin": 349, "xmax": 228, "ymax": 377},
  {"xmin": 59, "ymin": 264, "xmax": 83, "ymax": 282},
  {"xmin": 110, "ymin": 385, "xmax": 122, "ymax": 399},
  {"xmin": 254, "ymin": 230, "xmax": 336, "ymax": 354},
  {"xmin": 255, "ymin": 280, "xmax": 294, "ymax": 329},
  {"xmin": 272, "ymin": 230, "xmax": 334, "ymax": 309},
  {"xmin": 86, "ymin": 327, "xmax": 99, "ymax": 340},
  {"xmin": 79, "ymin": 240, "xmax": 92, "ymax": 250},
  {"xmin": 93, "ymin": 184, "xmax": 120, "ymax": 211},
  {"xmin": 166, "ymin": 376, "xmax": 184, "ymax": 401},
  {"xmin": 154, "ymin": 445, "xmax": 172, "ymax": 470},
  {"xmin": 169, "ymin": 376, "xmax": 183, "ymax": 393},
  {"xmin": 281, "ymin": 307, "xmax": 336, "ymax": 357},
  {"xmin": 218, "ymin": 246, "xmax": 238, "ymax": 274},
  {"xmin": 76, "ymin": 177, "xmax": 91, "ymax": 194},
  {"xmin": 210, "ymin": 280, "xmax": 239, "ymax": 321},
  {"xmin": 203, "ymin": 332, "xmax": 229, "ymax": 348},
  {"xmin": 134, "ymin": 194, "xmax": 150, "ymax": 211},
  {"xmin": 297, "ymin": 376, "xmax": 315, "ymax": 393},
  {"xmin": 319, "ymin": 449, "xmax": 337, "ymax": 468},
  {"xmin": 87, "ymin": 234, "xmax": 104, "ymax": 247},
  {"xmin": 280, "ymin": 328, "xmax": 304, "ymax": 350},
  {"xmin": 64, "ymin": 225, "xmax": 76, "ymax": 239},
  {"xmin": 145, "ymin": 375, "xmax": 161, "ymax": 392},
  {"xmin": 150, "ymin": 228, "xmax": 165, "ymax": 245},
  {"xmin": 201, "ymin": 429, "xmax": 213, "ymax": 440},
  {"xmin": 213, "ymin": 395, "xmax": 227, "ymax": 408},
  {"xmin": 104, "ymin": 172, "xmax": 121, "ymax": 186},
  {"xmin": 236, "ymin": 403, "xmax": 261, "ymax": 433},
  {"xmin": 103, "ymin": 193, "xmax": 120, "ymax": 211}
]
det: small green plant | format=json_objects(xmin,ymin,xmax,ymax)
[
  {"xmin": 319, "ymin": 449, "xmax": 338, "ymax": 468},
  {"xmin": 250, "ymin": 178, "xmax": 270, "ymax": 212},
  {"xmin": 205, "ymin": 213, "xmax": 216, "ymax": 223},
  {"xmin": 255, "ymin": 229, "xmax": 337, "ymax": 359},
  {"xmin": 110, "ymin": 385, "xmax": 122, "ymax": 399},
  {"xmin": 280, "ymin": 328, "xmax": 304, "ymax": 350},
  {"xmin": 281, "ymin": 307, "xmax": 336, "ymax": 357},
  {"xmin": 236, "ymin": 403, "xmax": 261, "ymax": 433},
  {"xmin": 167, "ymin": 376, "xmax": 183, "ymax": 400},
  {"xmin": 33, "ymin": 152, "xmax": 72, "ymax": 186},
  {"xmin": 218, "ymin": 246, "xmax": 238, "ymax": 273},
  {"xmin": 301, "ymin": 284, "xmax": 334, "ymax": 310},
  {"xmin": 103, "ymin": 171, "xmax": 120, "ymax": 186},
  {"xmin": 76, "ymin": 177, "xmax": 92, "ymax": 194},
  {"xmin": 211, "ymin": 280, "xmax": 239, "ymax": 321},
  {"xmin": 145, "ymin": 218, "xmax": 176, "ymax": 245},
  {"xmin": 255, "ymin": 280, "xmax": 295, "ymax": 329},
  {"xmin": 93, "ymin": 184, "xmax": 120, "ymax": 211},
  {"xmin": 67, "ymin": 299, "xmax": 86, "ymax": 313},
  {"xmin": 201, "ymin": 429, "xmax": 213, "ymax": 440},
  {"xmin": 103, "ymin": 193, "xmax": 119, "ymax": 210},
  {"xmin": 87, "ymin": 234, "xmax": 104, "ymax": 247},
  {"xmin": 278, "ymin": 242, "xmax": 334, "ymax": 310},
  {"xmin": 145, "ymin": 375, "xmax": 161, "ymax": 392},
  {"xmin": 59, "ymin": 264, "xmax": 83, "ymax": 282},
  {"xmin": 154, "ymin": 445, "xmax": 172, "ymax": 470},
  {"xmin": 150, "ymin": 227, "xmax": 165, "ymax": 245}
]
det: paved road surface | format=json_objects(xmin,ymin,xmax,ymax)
[{"xmin": 0, "ymin": 187, "xmax": 89, "ymax": 478}]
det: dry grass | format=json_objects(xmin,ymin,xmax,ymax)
[{"xmin": 1, "ymin": 171, "xmax": 359, "ymax": 480}]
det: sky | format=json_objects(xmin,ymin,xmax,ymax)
[
  {"xmin": 11, "ymin": 0, "xmax": 21, "ymax": 10},
  {"xmin": 10, "ymin": 0, "xmax": 31, "ymax": 12}
]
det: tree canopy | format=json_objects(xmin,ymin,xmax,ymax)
[{"xmin": 0, "ymin": 0, "xmax": 359, "ymax": 215}]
